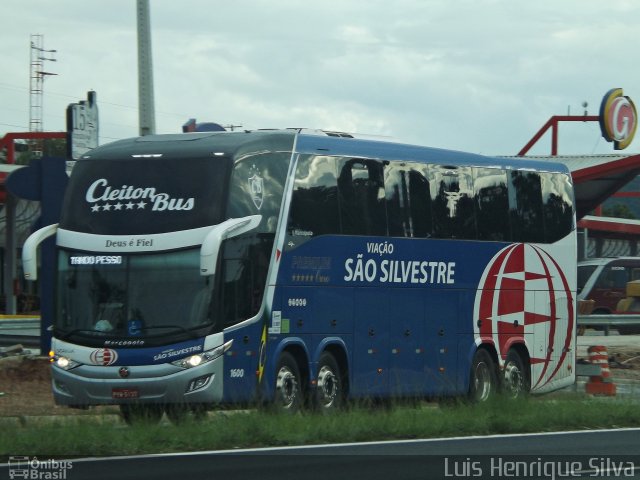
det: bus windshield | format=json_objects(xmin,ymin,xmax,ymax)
[{"xmin": 56, "ymin": 248, "xmax": 215, "ymax": 346}]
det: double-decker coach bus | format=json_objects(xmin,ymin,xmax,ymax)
[{"xmin": 23, "ymin": 129, "xmax": 576, "ymax": 422}]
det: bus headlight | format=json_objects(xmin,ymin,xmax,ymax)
[
  {"xmin": 50, "ymin": 351, "xmax": 81, "ymax": 371},
  {"xmin": 171, "ymin": 339, "xmax": 233, "ymax": 369}
]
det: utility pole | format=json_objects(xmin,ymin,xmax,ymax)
[{"xmin": 137, "ymin": 0, "xmax": 156, "ymax": 136}]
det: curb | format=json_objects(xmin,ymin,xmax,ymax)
[
  {"xmin": 0, "ymin": 414, "xmax": 123, "ymax": 428},
  {"xmin": 0, "ymin": 409, "xmax": 249, "ymax": 427}
]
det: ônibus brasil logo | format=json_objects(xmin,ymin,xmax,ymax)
[
  {"xmin": 85, "ymin": 179, "xmax": 194, "ymax": 213},
  {"xmin": 89, "ymin": 348, "xmax": 118, "ymax": 366},
  {"xmin": 473, "ymin": 244, "xmax": 574, "ymax": 391}
]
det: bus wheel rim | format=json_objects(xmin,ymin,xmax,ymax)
[
  {"xmin": 317, "ymin": 365, "xmax": 338, "ymax": 408},
  {"xmin": 504, "ymin": 362, "xmax": 523, "ymax": 397},
  {"xmin": 475, "ymin": 361, "xmax": 492, "ymax": 401},
  {"xmin": 276, "ymin": 366, "xmax": 298, "ymax": 408}
]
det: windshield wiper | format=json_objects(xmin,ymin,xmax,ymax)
[
  {"xmin": 138, "ymin": 325, "xmax": 203, "ymax": 338},
  {"xmin": 58, "ymin": 323, "xmax": 213, "ymax": 341},
  {"xmin": 58, "ymin": 329, "xmax": 106, "ymax": 340}
]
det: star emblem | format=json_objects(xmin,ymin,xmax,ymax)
[{"xmin": 137, "ymin": 201, "xmax": 146, "ymax": 209}]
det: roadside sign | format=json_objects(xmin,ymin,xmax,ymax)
[{"xmin": 66, "ymin": 90, "xmax": 99, "ymax": 161}]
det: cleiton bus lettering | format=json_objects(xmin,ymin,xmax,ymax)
[
  {"xmin": 86, "ymin": 179, "xmax": 157, "ymax": 202},
  {"xmin": 85, "ymin": 178, "xmax": 195, "ymax": 212}
]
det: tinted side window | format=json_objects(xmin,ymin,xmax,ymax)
[
  {"xmin": 384, "ymin": 163, "xmax": 432, "ymax": 237},
  {"xmin": 338, "ymin": 158, "xmax": 387, "ymax": 236},
  {"xmin": 430, "ymin": 165, "xmax": 476, "ymax": 239},
  {"xmin": 288, "ymin": 155, "xmax": 340, "ymax": 237},
  {"xmin": 541, "ymin": 172, "xmax": 574, "ymax": 242},
  {"xmin": 227, "ymin": 152, "xmax": 290, "ymax": 233},
  {"xmin": 474, "ymin": 168, "xmax": 510, "ymax": 241},
  {"xmin": 223, "ymin": 152, "xmax": 290, "ymax": 326},
  {"xmin": 219, "ymin": 236, "xmax": 272, "ymax": 327},
  {"xmin": 509, "ymin": 171, "xmax": 544, "ymax": 243}
]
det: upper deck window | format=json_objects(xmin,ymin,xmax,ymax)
[
  {"xmin": 384, "ymin": 162, "xmax": 432, "ymax": 238},
  {"xmin": 284, "ymin": 150, "xmax": 574, "ymax": 245},
  {"xmin": 430, "ymin": 166, "xmax": 476, "ymax": 239},
  {"xmin": 338, "ymin": 158, "xmax": 387, "ymax": 236},
  {"xmin": 288, "ymin": 155, "xmax": 340, "ymax": 237}
]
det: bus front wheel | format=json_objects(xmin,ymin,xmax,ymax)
[
  {"xmin": 274, "ymin": 352, "xmax": 302, "ymax": 412},
  {"xmin": 314, "ymin": 352, "xmax": 343, "ymax": 412},
  {"xmin": 119, "ymin": 404, "xmax": 164, "ymax": 425},
  {"xmin": 165, "ymin": 404, "xmax": 208, "ymax": 424},
  {"xmin": 469, "ymin": 349, "xmax": 498, "ymax": 402}
]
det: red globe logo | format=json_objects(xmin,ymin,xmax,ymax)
[
  {"xmin": 473, "ymin": 244, "xmax": 574, "ymax": 391},
  {"xmin": 89, "ymin": 348, "xmax": 119, "ymax": 366}
]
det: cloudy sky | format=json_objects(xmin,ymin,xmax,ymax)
[{"xmin": 1, "ymin": 0, "xmax": 639, "ymax": 156}]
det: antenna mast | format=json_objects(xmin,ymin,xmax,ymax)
[{"xmin": 29, "ymin": 34, "xmax": 57, "ymax": 156}]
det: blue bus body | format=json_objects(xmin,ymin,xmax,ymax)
[{"xmin": 30, "ymin": 130, "xmax": 576, "ymax": 414}]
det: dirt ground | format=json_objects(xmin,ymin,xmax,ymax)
[
  {"xmin": 0, "ymin": 355, "xmax": 117, "ymax": 417},
  {"xmin": 594, "ymin": 346, "xmax": 640, "ymax": 382},
  {"xmin": 1, "ymin": 344, "xmax": 640, "ymax": 417}
]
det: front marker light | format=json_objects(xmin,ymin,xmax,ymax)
[{"xmin": 171, "ymin": 339, "xmax": 233, "ymax": 369}]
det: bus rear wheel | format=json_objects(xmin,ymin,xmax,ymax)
[
  {"xmin": 502, "ymin": 349, "xmax": 530, "ymax": 398},
  {"xmin": 469, "ymin": 349, "xmax": 498, "ymax": 402},
  {"xmin": 314, "ymin": 352, "xmax": 343, "ymax": 412},
  {"xmin": 274, "ymin": 352, "xmax": 302, "ymax": 412}
]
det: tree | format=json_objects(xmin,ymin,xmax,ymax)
[
  {"xmin": 16, "ymin": 138, "xmax": 67, "ymax": 165},
  {"xmin": 601, "ymin": 203, "xmax": 637, "ymax": 219}
]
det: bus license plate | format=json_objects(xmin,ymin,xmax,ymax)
[{"xmin": 112, "ymin": 388, "xmax": 139, "ymax": 399}]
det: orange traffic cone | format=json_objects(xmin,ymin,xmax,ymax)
[{"xmin": 585, "ymin": 345, "xmax": 616, "ymax": 396}]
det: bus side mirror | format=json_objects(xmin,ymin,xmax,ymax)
[
  {"xmin": 23, "ymin": 223, "xmax": 59, "ymax": 281},
  {"xmin": 200, "ymin": 215, "xmax": 262, "ymax": 276}
]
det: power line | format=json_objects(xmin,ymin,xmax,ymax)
[
  {"xmin": 0, "ymin": 122, "xmax": 28, "ymax": 129},
  {"xmin": 0, "ymin": 80, "xmax": 193, "ymax": 118}
]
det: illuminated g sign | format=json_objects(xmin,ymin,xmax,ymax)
[{"xmin": 599, "ymin": 88, "xmax": 638, "ymax": 150}]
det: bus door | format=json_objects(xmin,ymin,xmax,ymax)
[
  {"xmin": 529, "ymin": 289, "xmax": 574, "ymax": 389},
  {"xmin": 388, "ymin": 288, "xmax": 425, "ymax": 396},
  {"xmin": 424, "ymin": 289, "xmax": 459, "ymax": 395},
  {"xmin": 352, "ymin": 288, "xmax": 389, "ymax": 396},
  {"xmin": 222, "ymin": 321, "xmax": 263, "ymax": 403}
]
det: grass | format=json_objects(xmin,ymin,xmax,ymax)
[{"xmin": 2, "ymin": 396, "xmax": 640, "ymax": 457}]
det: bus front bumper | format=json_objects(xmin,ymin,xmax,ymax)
[{"xmin": 50, "ymin": 357, "xmax": 224, "ymax": 407}]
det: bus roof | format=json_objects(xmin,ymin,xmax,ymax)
[
  {"xmin": 294, "ymin": 130, "xmax": 571, "ymax": 174},
  {"xmin": 80, "ymin": 130, "xmax": 297, "ymax": 161},
  {"xmin": 83, "ymin": 129, "xmax": 570, "ymax": 175}
]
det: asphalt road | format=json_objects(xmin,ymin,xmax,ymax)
[{"xmin": 2, "ymin": 428, "xmax": 639, "ymax": 480}]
